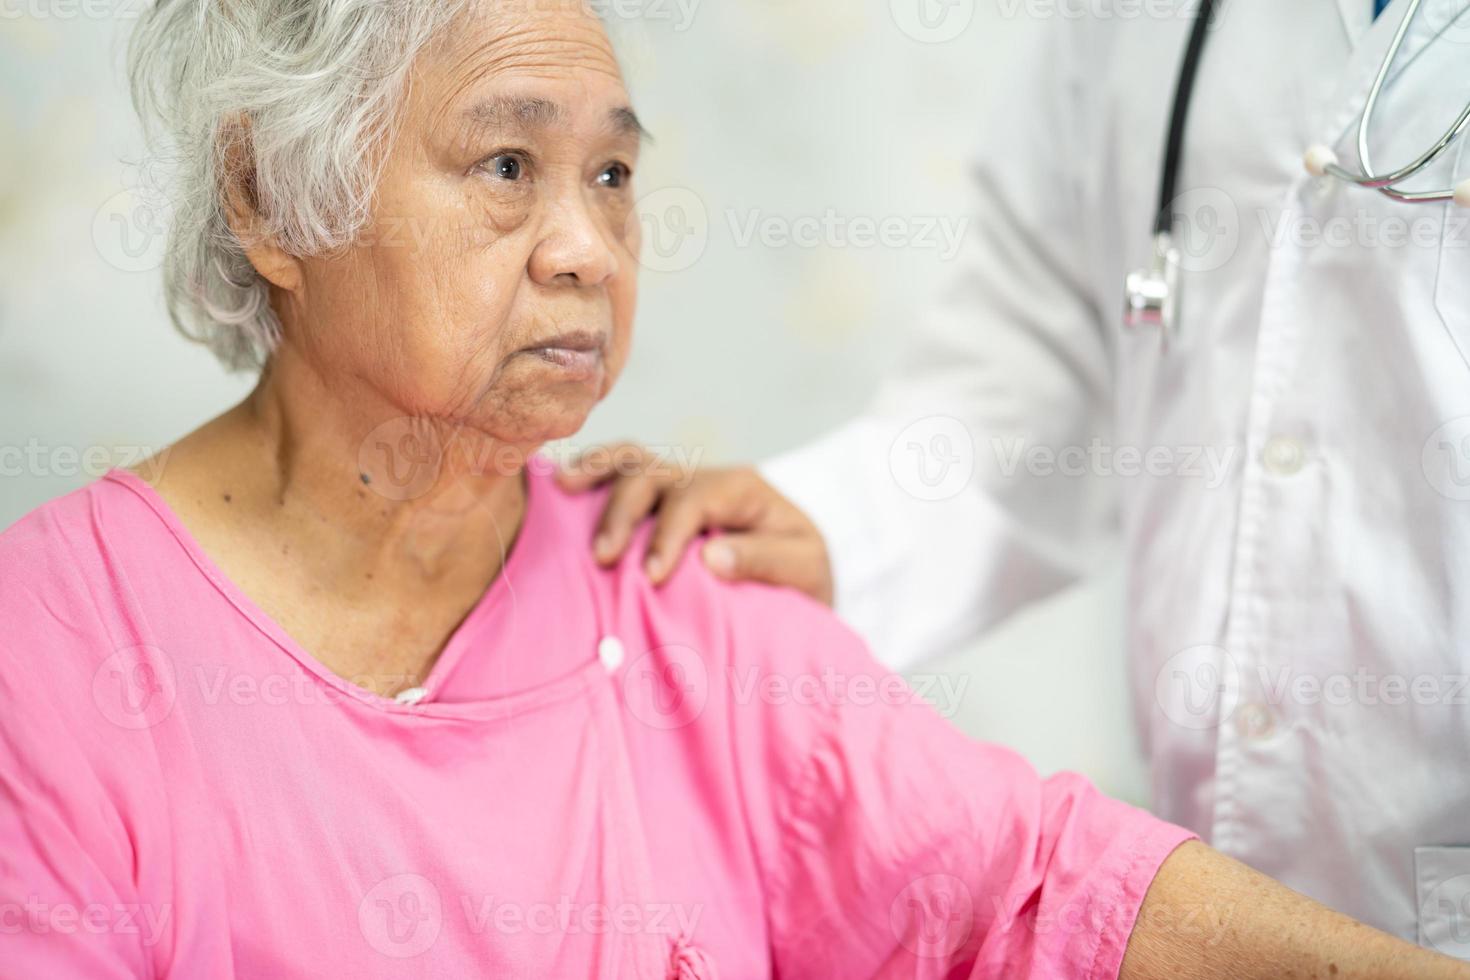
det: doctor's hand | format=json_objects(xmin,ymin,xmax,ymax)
[{"xmin": 556, "ymin": 443, "xmax": 834, "ymax": 606}]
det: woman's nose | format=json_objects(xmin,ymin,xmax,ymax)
[{"xmin": 528, "ymin": 194, "xmax": 621, "ymax": 288}]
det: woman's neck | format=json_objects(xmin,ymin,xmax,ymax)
[
  {"xmin": 141, "ymin": 354, "xmax": 533, "ymax": 599},
  {"xmin": 128, "ymin": 356, "xmax": 536, "ymax": 697}
]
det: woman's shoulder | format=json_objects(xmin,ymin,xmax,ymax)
[
  {"xmin": 528, "ymin": 460, "xmax": 874, "ymax": 683},
  {"xmin": 0, "ymin": 471, "xmax": 166, "ymax": 663}
]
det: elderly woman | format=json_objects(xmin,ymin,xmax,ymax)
[{"xmin": 0, "ymin": 1, "xmax": 1463, "ymax": 978}]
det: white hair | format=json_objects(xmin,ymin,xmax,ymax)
[{"xmin": 127, "ymin": 0, "xmax": 470, "ymax": 371}]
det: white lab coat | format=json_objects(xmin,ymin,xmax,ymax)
[{"xmin": 761, "ymin": 0, "xmax": 1470, "ymax": 949}]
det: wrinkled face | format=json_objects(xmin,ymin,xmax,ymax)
[{"xmin": 283, "ymin": 0, "xmax": 642, "ymax": 450}]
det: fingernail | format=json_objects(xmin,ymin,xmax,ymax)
[
  {"xmin": 703, "ymin": 541, "xmax": 735, "ymax": 576},
  {"xmin": 594, "ymin": 533, "xmax": 613, "ymax": 560},
  {"xmin": 644, "ymin": 555, "xmax": 664, "ymax": 580}
]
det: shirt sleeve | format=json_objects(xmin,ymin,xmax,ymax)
[
  {"xmin": 718, "ymin": 578, "xmax": 1195, "ymax": 979},
  {"xmin": 758, "ymin": 16, "xmax": 1118, "ymax": 672},
  {"xmin": 0, "ymin": 512, "xmax": 228, "ymax": 979},
  {"xmin": 0, "ymin": 568, "xmax": 156, "ymax": 978},
  {"xmin": 0, "ymin": 700, "xmax": 154, "ymax": 979}
]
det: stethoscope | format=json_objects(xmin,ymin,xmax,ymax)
[{"xmin": 1123, "ymin": 0, "xmax": 1470, "ymax": 337}]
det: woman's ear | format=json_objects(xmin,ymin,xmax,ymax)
[{"xmin": 219, "ymin": 117, "xmax": 304, "ymax": 293}]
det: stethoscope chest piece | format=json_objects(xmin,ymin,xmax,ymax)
[{"xmin": 1123, "ymin": 231, "xmax": 1181, "ymax": 342}]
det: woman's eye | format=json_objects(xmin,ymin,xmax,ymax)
[
  {"xmin": 597, "ymin": 162, "xmax": 631, "ymax": 189},
  {"xmin": 486, "ymin": 154, "xmax": 524, "ymax": 181}
]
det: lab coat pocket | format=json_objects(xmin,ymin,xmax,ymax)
[
  {"xmin": 1436, "ymin": 136, "xmax": 1470, "ymax": 361},
  {"xmin": 1416, "ymin": 845, "xmax": 1470, "ymax": 960}
]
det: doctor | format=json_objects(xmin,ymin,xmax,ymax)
[{"xmin": 561, "ymin": 0, "xmax": 1470, "ymax": 952}]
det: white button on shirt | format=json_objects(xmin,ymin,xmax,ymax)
[
  {"xmin": 598, "ymin": 636, "xmax": 625, "ymax": 673},
  {"xmin": 1262, "ymin": 436, "xmax": 1306, "ymax": 476},
  {"xmin": 393, "ymin": 686, "xmax": 428, "ymax": 706},
  {"xmin": 761, "ymin": 0, "xmax": 1470, "ymax": 941}
]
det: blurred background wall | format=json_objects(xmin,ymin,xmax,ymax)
[{"xmin": 0, "ymin": 0, "xmax": 1146, "ymax": 804}]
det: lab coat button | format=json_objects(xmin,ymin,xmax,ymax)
[
  {"xmin": 598, "ymin": 636, "xmax": 625, "ymax": 673},
  {"xmin": 1262, "ymin": 436, "xmax": 1305, "ymax": 476},
  {"xmin": 1235, "ymin": 701, "xmax": 1275, "ymax": 739}
]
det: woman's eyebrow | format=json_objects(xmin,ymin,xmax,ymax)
[
  {"xmin": 463, "ymin": 95, "xmax": 563, "ymax": 130},
  {"xmin": 609, "ymin": 106, "xmax": 651, "ymax": 142},
  {"xmin": 460, "ymin": 96, "xmax": 649, "ymax": 142}
]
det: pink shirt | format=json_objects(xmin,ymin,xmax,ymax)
[{"xmin": 0, "ymin": 460, "xmax": 1193, "ymax": 978}]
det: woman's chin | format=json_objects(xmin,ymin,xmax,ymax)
[{"xmin": 478, "ymin": 396, "xmax": 601, "ymax": 451}]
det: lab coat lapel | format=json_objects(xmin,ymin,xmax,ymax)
[
  {"xmin": 1318, "ymin": 0, "xmax": 1469, "ymax": 150},
  {"xmin": 1332, "ymin": 0, "xmax": 1375, "ymax": 45}
]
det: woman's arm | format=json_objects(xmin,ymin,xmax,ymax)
[{"xmin": 1123, "ymin": 841, "xmax": 1470, "ymax": 979}]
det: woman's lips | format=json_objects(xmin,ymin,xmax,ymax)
[{"xmin": 518, "ymin": 331, "xmax": 606, "ymax": 379}]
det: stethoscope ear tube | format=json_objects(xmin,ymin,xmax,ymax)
[
  {"xmin": 1149, "ymin": 0, "xmax": 1219, "ymax": 237},
  {"xmin": 1123, "ymin": 0, "xmax": 1217, "ymax": 338}
]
